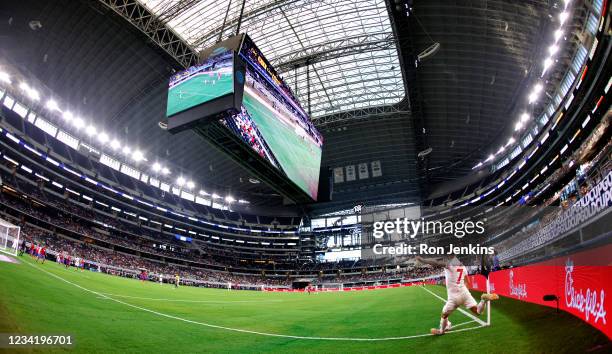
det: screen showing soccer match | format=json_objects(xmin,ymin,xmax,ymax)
[
  {"xmin": 166, "ymin": 48, "xmax": 234, "ymax": 117},
  {"xmin": 219, "ymin": 37, "xmax": 323, "ymax": 200}
]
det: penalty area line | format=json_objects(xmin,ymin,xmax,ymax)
[{"xmin": 27, "ymin": 262, "xmax": 484, "ymax": 341}]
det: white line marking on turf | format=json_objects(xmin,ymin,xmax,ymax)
[
  {"xmin": 97, "ymin": 293, "xmax": 283, "ymax": 304},
  {"xmin": 28, "ymin": 263, "xmax": 484, "ymax": 341},
  {"xmin": 420, "ymin": 286, "xmax": 488, "ymax": 326}
]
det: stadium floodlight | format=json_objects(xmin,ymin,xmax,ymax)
[
  {"xmin": 176, "ymin": 177, "xmax": 186, "ymax": 186},
  {"xmin": 46, "ymin": 99, "xmax": 60, "ymax": 111},
  {"xmin": 20, "ymin": 82, "xmax": 40, "ymax": 101},
  {"xmin": 520, "ymin": 112, "xmax": 530, "ymax": 122},
  {"xmin": 98, "ymin": 132, "xmax": 109, "ymax": 144},
  {"xmin": 507, "ymin": 137, "xmax": 516, "ymax": 146},
  {"xmin": 225, "ymin": 196, "xmax": 235, "ymax": 203},
  {"xmin": 63, "ymin": 111, "xmax": 74, "ymax": 122},
  {"xmin": 85, "ymin": 125, "xmax": 97, "ymax": 136},
  {"xmin": 528, "ymin": 83, "xmax": 543, "ymax": 104},
  {"xmin": 186, "ymin": 181, "xmax": 195, "ymax": 189},
  {"xmin": 497, "ymin": 146, "xmax": 505, "ymax": 154},
  {"xmin": 132, "ymin": 150, "xmax": 144, "ymax": 162},
  {"xmin": 199, "ymin": 190, "xmax": 209, "ymax": 195},
  {"xmin": 554, "ymin": 29, "xmax": 563, "ymax": 43},
  {"xmin": 559, "ymin": 11, "xmax": 569, "ymax": 25},
  {"xmin": 212, "ymin": 193, "xmax": 222, "ymax": 199},
  {"xmin": 548, "ymin": 44, "xmax": 559, "ymax": 56},
  {"xmin": 122, "ymin": 146, "xmax": 131, "ymax": 155},
  {"xmin": 485, "ymin": 154, "xmax": 494, "ymax": 162},
  {"xmin": 0, "ymin": 71, "xmax": 11, "ymax": 84},
  {"xmin": 72, "ymin": 117, "xmax": 85, "ymax": 129},
  {"xmin": 152, "ymin": 162, "xmax": 161, "ymax": 172},
  {"xmin": 515, "ymin": 121, "xmax": 524, "ymax": 131},
  {"xmin": 110, "ymin": 139, "xmax": 121, "ymax": 150},
  {"xmin": 161, "ymin": 167, "xmax": 170, "ymax": 175},
  {"xmin": 542, "ymin": 57, "xmax": 554, "ymax": 75}
]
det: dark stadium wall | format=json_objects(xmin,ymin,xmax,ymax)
[{"xmin": 313, "ymin": 114, "xmax": 420, "ymax": 213}]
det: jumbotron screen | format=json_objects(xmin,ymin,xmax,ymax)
[
  {"xmin": 166, "ymin": 48, "xmax": 234, "ymax": 117},
  {"xmin": 220, "ymin": 37, "xmax": 323, "ymax": 200}
]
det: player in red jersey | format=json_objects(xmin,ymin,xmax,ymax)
[
  {"xmin": 416, "ymin": 255, "xmax": 498, "ymax": 335},
  {"xmin": 37, "ymin": 246, "xmax": 47, "ymax": 264},
  {"xmin": 29, "ymin": 243, "xmax": 36, "ymax": 258}
]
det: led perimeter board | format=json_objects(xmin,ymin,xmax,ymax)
[{"xmin": 165, "ymin": 34, "xmax": 324, "ymax": 203}]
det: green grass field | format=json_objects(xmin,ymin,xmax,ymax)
[
  {"xmin": 243, "ymin": 90, "xmax": 322, "ymax": 199},
  {"xmin": 0, "ymin": 255, "xmax": 609, "ymax": 353},
  {"xmin": 166, "ymin": 71, "xmax": 233, "ymax": 117}
]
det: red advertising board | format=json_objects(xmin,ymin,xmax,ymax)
[{"xmin": 468, "ymin": 244, "xmax": 612, "ymax": 339}]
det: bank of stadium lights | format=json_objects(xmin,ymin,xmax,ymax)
[
  {"xmin": 474, "ymin": 0, "xmax": 574, "ymax": 175},
  {"xmin": 0, "ymin": 72, "xmax": 11, "ymax": 84},
  {"xmin": 3, "ymin": 68, "xmax": 248, "ymax": 206},
  {"xmin": 152, "ymin": 162, "xmax": 161, "ymax": 172}
]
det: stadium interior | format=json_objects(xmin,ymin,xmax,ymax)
[{"xmin": 0, "ymin": 0, "xmax": 610, "ymax": 352}]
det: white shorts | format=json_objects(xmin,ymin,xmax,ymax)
[{"xmin": 443, "ymin": 289, "xmax": 478, "ymax": 314}]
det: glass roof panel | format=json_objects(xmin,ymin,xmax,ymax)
[{"xmin": 139, "ymin": 0, "xmax": 405, "ymax": 118}]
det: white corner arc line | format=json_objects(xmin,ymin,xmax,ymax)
[
  {"xmin": 27, "ymin": 262, "xmax": 484, "ymax": 341},
  {"xmin": 420, "ymin": 286, "xmax": 488, "ymax": 326}
]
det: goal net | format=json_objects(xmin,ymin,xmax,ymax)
[{"xmin": 0, "ymin": 219, "xmax": 20, "ymax": 256}]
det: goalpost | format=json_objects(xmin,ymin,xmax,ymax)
[{"xmin": 0, "ymin": 218, "xmax": 21, "ymax": 256}]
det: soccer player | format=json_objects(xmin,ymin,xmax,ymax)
[
  {"xmin": 29, "ymin": 243, "xmax": 36, "ymax": 258},
  {"xmin": 37, "ymin": 246, "xmax": 47, "ymax": 264},
  {"xmin": 18, "ymin": 239, "xmax": 26, "ymax": 256},
  {"xmin": 415, "ymin": 255, "xmax": 498, "ymax": 335},
  {"xmin": 174, "ymin": 274, "xmax": 180, "ymax": 288}
]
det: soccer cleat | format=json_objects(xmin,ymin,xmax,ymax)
[
  {"xmin": 430, "ymin": 328, "xmax": 444, "ymax": 335},
  {"xmin": 481, "ymin": 293, "xmax": 499, "ymax": 301}
]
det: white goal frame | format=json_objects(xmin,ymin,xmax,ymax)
[{"xmin": 0, "ymin": 218, "xmax": 21, "ymax": 256}]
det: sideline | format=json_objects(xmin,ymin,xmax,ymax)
[{"xmin": 26, "ymin": 261, "xmax": 485, "ymax": 341}]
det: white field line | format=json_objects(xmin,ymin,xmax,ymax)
[
  {"xmin": 27, "ymin": 262, "xmax": 484, "ymax": 341},
  {"xmin": 97, "ymin": 292, "xmax": 283, "ymax": 304},
  {"xmin": 420, "ymin": 286, "xmax": 488, "ymax": 327}
]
